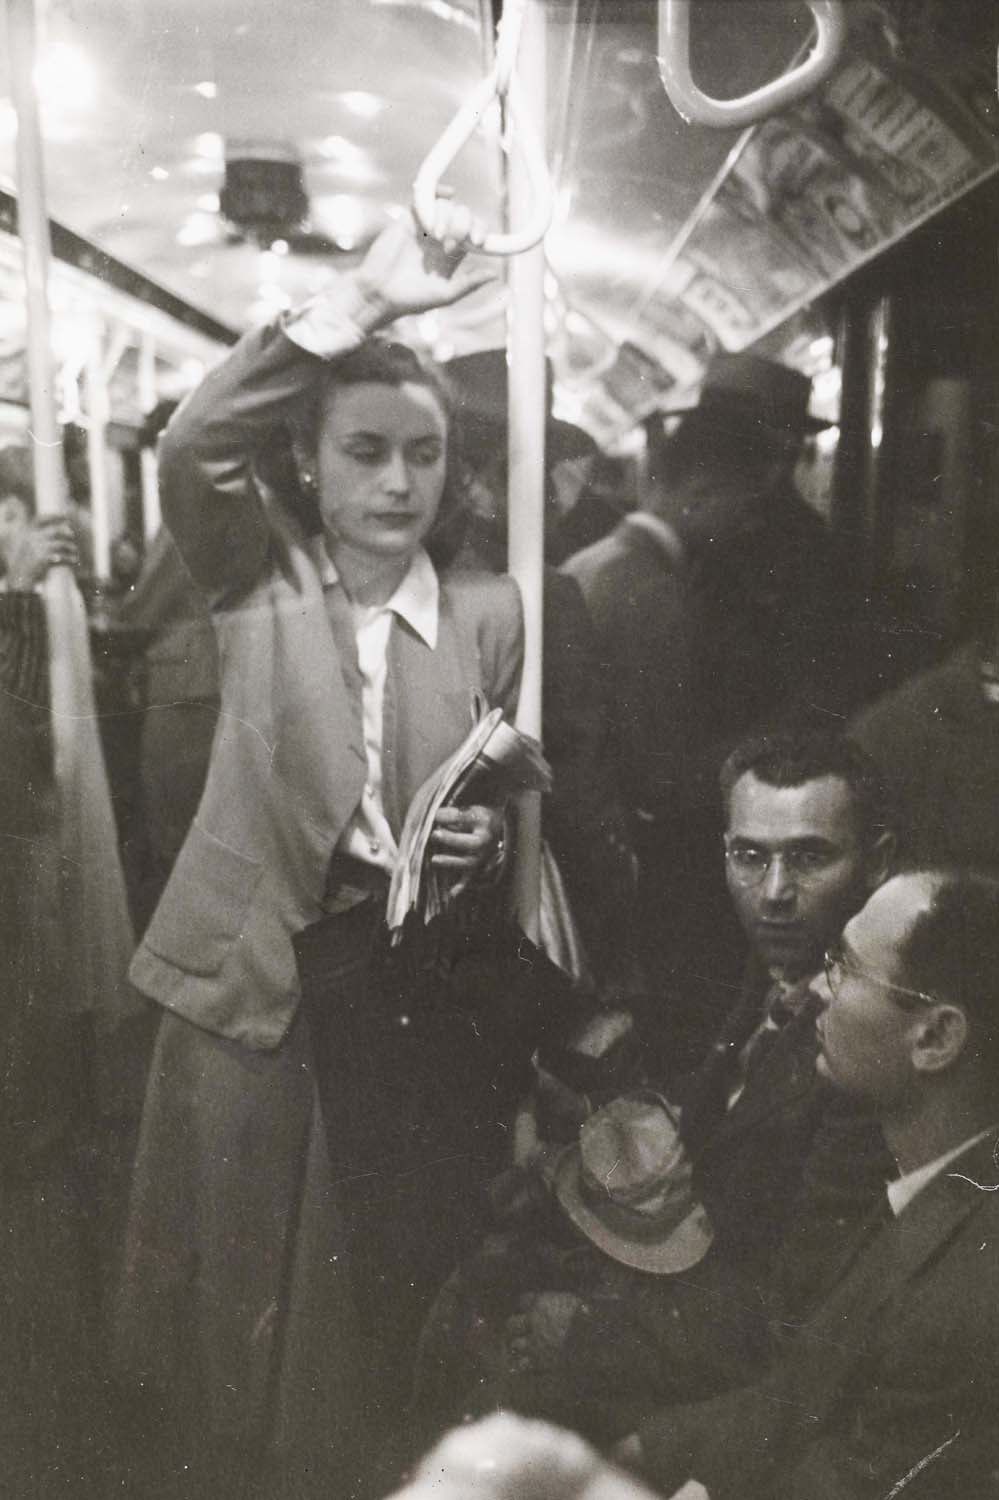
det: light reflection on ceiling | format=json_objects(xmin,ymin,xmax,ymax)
[{"xmin": 0, "ymin": 0, "xmax": 997, "ymax": 442}]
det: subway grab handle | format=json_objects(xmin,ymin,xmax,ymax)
[
  {"xmin": 412, "ymin": 0, "xmax": 552, "ymax": 257},
  {"xmin": 657, "ymin": 0, "xmax": 847, "ymax": 129}
]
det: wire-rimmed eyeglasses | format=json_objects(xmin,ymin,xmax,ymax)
[
  {"xmin": 723, "ymin": 838, "xmax": 840, "ymax": 888},
  {"xmin": 822, "ymin": 941, "xmax": 937, "ymax": 1008}
]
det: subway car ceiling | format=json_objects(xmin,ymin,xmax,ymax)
[{"xmin": 0, "ymin": 0, "xmax": 997, "ymax": 446}]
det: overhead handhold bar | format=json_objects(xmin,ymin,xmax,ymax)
[
  {"xmin": 657, "ymin": 0, "xmax": 847, "ymax": 129},
  {"xmin": 412, "ymin": 0, "xmax": 552, "ymax": 257}
]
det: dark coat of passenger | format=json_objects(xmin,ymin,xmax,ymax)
[
  {"xmin": 850, "ymin": 640, "xmax": 999, "ymax": 870},
  {"xmin": 484, "ymin": 973, "xmax": 890, "ymax": 1439},
  {"xmin": 637, "ymin": 1130, "xmax": 999, "ymax": 1500}
]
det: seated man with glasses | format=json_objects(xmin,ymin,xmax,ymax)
[
  {"xmin": 616, "ymin": 868, "xmax": 999, "ymax": 1500},
  {"xmin": 471, "ymin": 732, "xmax": 897, "ymax": 1441}
]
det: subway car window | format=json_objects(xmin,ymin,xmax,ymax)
[{"xmin": 1, "ymin": 2, "xmax": 999, "ymax": 1497}]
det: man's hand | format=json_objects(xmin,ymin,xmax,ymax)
[
  {"xmin": 505, "ymin": 1291, "xmax": 583, "ymax": 1375},
  {"xmin": 355, "ymin": 206, "xmax": 494, "ymax": 324},
  {"xmin": 4, "ymin": 516, "xmax": 78, "ymax": 590}
]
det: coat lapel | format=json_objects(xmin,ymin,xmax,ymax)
[
  {"xmin": 382, "ymin": 597, "xmax": 481, "ymax": 840},
  {"xmin": 777, "ymin": 1133, "xmax": 999, "ymax": 1423},
  {"xmin": 695, "ymin": 988, "xmax": 819, "ymax": 1154}
]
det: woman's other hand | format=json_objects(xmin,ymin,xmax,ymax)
[
  {"xmin": 5, "ymin": 516, "xmax": 79, "ymax": 590},
  {"xmin": 430, "ymin": 802, "xmax": 505, "ymax": 894},
  {"xmin": 356, "ymin": 206, "xmax": 493, "ymax": 324}
]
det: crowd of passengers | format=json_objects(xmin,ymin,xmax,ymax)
[{"xmin": 3, "ymin": 208, "xmax": 999, "ymax": 1500}]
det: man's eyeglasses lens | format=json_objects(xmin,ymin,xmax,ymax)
[
  {"xmin": 724, "ymin": 844, "xmax": 833, "ymax": 887},
  {"xmin": 823, "ymin": 942, "xmax": 936, "ymax": 1008}
]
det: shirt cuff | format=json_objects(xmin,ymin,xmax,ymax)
[{"xmin": 281, "ymin": 276, "xmax": 388, "ymax": 359}]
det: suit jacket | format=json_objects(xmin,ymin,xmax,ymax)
[
  {"xmin": 129, "ymin": 322, "xmax": 523, "ymax": 1049},
  {"xmin": 563, "ymin": 517, "xmax": 694, "ymax": 824},
  {"xmin": 119, "ymin": 526, "xmax": 221, "ymax": 706},
  {"xmin": 639, "ymin": 1130, "xmax": 999, "ymax": 1500},
  {"xmin": 678, "ymin": 970, "xmax": 890, "ymax": 1290},
  {"xmin": 563, "ymin": 494, "xmax": 851, "ymax": 829}
]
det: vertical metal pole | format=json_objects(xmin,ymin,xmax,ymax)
[
  {"xmin": 7, "ymin": 0, "xmax": 82, "ymax": 784},
  {"xmin": 506, "ymin": 0, "xmax": 546, "ymax": 941},
  {"xmin": 139, "ymin": 333, "xmax": 162, "ymax": 542},
  {"xmin": 86, "ymin": 331, "xmax": 113, "ymax": 580},
  {"xmin": 6, "ymin": 0, "xmax": 135, "ymax": 1052},
  {"xmin": 7, "ymin": 0, "xmax": 66, "ymax": 523}
]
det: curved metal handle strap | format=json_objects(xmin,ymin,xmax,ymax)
[
  {"xmin": 412, "ymin": 71, "xmax": 553, "ymax": 257},
  {"xmin": 657, "ymin": 0, "xmax": 847, "ymax": 129}
]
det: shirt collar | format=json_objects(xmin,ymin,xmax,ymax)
[
  {"xmin": 887, "ymin": 1125, "xmax": 999, "ymax": 1217},
  {"xmin": 306, "ymin": 537, "xmax": 439, "ymax": 649}
]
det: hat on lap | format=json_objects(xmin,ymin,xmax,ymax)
[{"xmin": 553, "ymin": 1091, "xmax": 713, "ymax": 1275}]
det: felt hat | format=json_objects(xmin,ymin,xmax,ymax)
[
  {"xmin": 443, "ymin": 348, "xmax": 598, "ymax": 465},
  {"xmin": 659, "ymin": 352, "xmax": 832, "ymax": 438},
  {"xmin": 553, "ymin": 1092, "xmax": 713, "ymax": 1275}
]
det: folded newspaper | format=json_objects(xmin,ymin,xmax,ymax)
[{"xmin": 386, "ymin": 704, "xmax": 551, "ymax": 936}]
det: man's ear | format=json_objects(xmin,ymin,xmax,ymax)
[
  {"xmin": 864, "ymin": 830, "xmax": 896, "ymax": 892},
  {"xmin": 912, "ymin": 1005, "xmax": 969, "ymax": 1076}
]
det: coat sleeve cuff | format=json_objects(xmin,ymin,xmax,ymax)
[{"xmin": 281, "ymin": 276, "xmax": 387, "ymax": 358}]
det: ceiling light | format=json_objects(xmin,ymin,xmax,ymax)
[
  {"xmin": 176, "ymin": 212, "xmax": 218, "ymax": 247},
  {"xmin": 194, "ymin": 132, "xmax": 224, "ymax": 160},
  {"xmin": 194, "ymin": 81, "xmax": 218, "ymax": 100},
  {"xmin": 270, "ymin": 239, "xmax": 290, "ymax": 255},
  {"xmin": 197, "ymin": 192, "xmax": 221, "ymax": 212},
  {"xmin": 150, "ymin": 166, "xmax": 169, "ymax": 181},
  {"xmin": 339, "ymin": 91, "xmax": 384, "ymax": 119},
  {"xmin": 34, "ymin": 41, "xmax": 96, "ymax": 114},
  {"xmin": 324, "ymin": 194, "xmax": 366, "ymax": 250},
  {"xmin": 317, "ymin": 134, "xmax": 365, "ymax": 164}
]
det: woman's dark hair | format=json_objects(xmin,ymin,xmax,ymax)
[
  {"xmin": 283, "ymin": 337, "xmax": 469, "ymax": 569},
  {"xmin": 0, "ymin": 445, "xmax": 36, "ymax": 512}
]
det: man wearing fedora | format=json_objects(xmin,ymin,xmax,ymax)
[{"xmin": 563, "ymin": 354, "xmax": 853, "ymax": 1063}]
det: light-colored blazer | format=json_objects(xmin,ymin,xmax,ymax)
[{"xmin": 129, "ymin": 322, "xmax": 523, "ymax": 1050}]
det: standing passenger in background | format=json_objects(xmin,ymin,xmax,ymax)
[
  {"xmin": 564, "ymin": 355, "xmax": 853, "ymax": 1067},
  {"xmin": 115, "ymin": 209, "xmax": 527, "ymax": 1498},
  {"xmin": 445, "ymin": 348, "xmax": 640, "ymax": 995},
  {"xmin": 115, "ymin": 399, "xmax": 222, "ymax": 929}
]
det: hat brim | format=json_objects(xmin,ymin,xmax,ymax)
[
  {"xmin": 454, "ymin": 412, "xmax": 598, "ymax": 464},
  {"xmin": 553, "ymin": 1147, "xmax": 714, "ymax": 1275},
  {"xmin": 655, "ymin": 397, "xmax": 833, "ymax": 434}
]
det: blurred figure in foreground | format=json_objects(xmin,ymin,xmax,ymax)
[{"xmin": 391, "ymin": 1414, "xmax": 662, "ymax": 1500}]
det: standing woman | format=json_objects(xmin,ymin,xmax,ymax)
[{"xmin": 115, "ymin": 210, "xmax": 524, "ymax": 1494}]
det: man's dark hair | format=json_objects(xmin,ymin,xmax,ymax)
[
  {"xmin": 720, "ymin": 729, "xmax": 893, "ymax": 844},
  {"xmin": 899, "ymin": 870, "xmax": 999, "ymax": 1078}
]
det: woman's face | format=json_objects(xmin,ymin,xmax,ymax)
[{"xmin": 316, "ymin": 380, "xmax": 447, "ymax": 560}]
